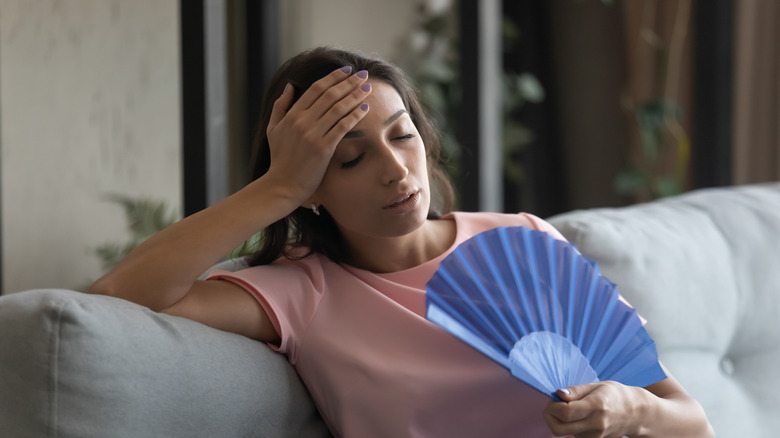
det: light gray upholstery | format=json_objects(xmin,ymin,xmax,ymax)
[
  {"xmin": 548, "ymin": 182, "xmax": 780, "ymax": 437},
  {"xmin": 0, "ymin": 183, "xmax": 777, "ymax": 437},
  {"xmin": 0, "ymin": 289, "xmax": 330, "ymax": 438}
]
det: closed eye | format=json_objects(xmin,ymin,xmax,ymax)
[
  {"xmin": 394, "ymin": 134, "xmax": 415, "ymax": 141},
  {"xmin": 341, "ymin": 153, "xmax": 365, "ymax": 169}
]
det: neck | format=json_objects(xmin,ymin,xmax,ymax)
[{"xmin": 341, "ymin": 218, "xmax": 455, "ymax": 273}]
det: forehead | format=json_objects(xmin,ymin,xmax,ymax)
[{"xmin": 361, "ymin": 81, "xmax": 407, "ymax": 120}]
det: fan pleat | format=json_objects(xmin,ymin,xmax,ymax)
[
  {"xmin": 581, "ymin": 282, "xmax": 618, "ymax": 361},
  {"xmin": 426, "ymin": 226, "xmax": 667, "ymax": 399},
  {"xmin": 521, "ymin": 231, "xmax": 552, "ymax": 333},
  {"xmin": 562, "ymin": 249, "xmax": 578, "ymax": 341},
  {"xmin": 426, "ymin": 302, "xmax": 509, "ymax": 367},
  {"xmin": 590, "ymin": 305, "xmax": 639, "ymax": 374},
  {"xmin": 497, "ymin": 231, "xmax": 538, "ymax": 334},
  {"xmin": 492, "ymin": 236, "xmax": 532, "ymax": 337},
  {"xmin": 437, "ymin": 262, "xmax": 507, "ymax": 350},
  {"xmin": 473, "ymin": 237, "xmax": 524, "ymax": 343}
]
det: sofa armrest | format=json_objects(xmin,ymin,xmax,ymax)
[{"xmin": 0, "ymin": 289, "xmax": 330, "ymax": 438}]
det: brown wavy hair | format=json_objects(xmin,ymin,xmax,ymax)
[{"xmin": 248, "ymin": 46, "xmax": 455, "ymax": 266}]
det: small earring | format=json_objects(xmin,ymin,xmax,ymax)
[{"xmin": 311, "ymin": 203, "xmax": 320, "ymax": 216}]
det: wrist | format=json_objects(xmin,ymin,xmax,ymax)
[
  {"xmin": 253, "ymin": 170, "xmax": 314, "ymax": 206},
  {"xmin": 244, "ymin": 173, "xmax": 307, "ymax": 215},
  {"xmin": 631, "ymin": 386, "xmax": 656, "ymax": 437}
]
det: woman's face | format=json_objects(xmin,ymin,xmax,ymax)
[{"xmin": 312, "ymin": 80, "xmax": 431, "ymax": 243}]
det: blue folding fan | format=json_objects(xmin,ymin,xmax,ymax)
[{"xmin": 425, "ymin": 226, "xmax": 666, "ymax": 399}]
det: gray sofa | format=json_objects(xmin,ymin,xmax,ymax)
[{"xmin": 1, "ymin": 183, "xmax": 778, "ymax": 437}]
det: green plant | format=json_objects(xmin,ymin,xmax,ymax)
[
  {"xmin": 614, "ymin": 0, "xmax": 692, "ymax": 201},
  {"xmin": 501, "ymin": 18, "xmax": 545, "ymax": 185},
  {"xmin": 92, "ymin": 193, "xmax": 178, "ymax": 272},
  {"xmin": 393, "ymin": 1, "xmax": 544, "ymax": 200},
  {"xmin": 393, "ymin": 2, "xmax": 461, "ymax": 180},
  {"xmin": 615, "ymin": 99, "xmax": 689, "ymax": 199},
  {"xmin": 91, "ymin": 193, "xmax": 263, "ymax": 283},
  {"xmin": 227, "ymin": 231, "xmax": 263, "ymax": 260}
]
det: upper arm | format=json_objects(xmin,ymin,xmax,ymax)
[{"xmin": 161, "ymin": 279, "xmax": 281, "ymax": 344}]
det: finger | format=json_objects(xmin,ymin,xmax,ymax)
[
  {"xmin": 546, "ymin": 382, "xmax": 605, "ymax": 424},
  {"xmin": 545, "ymin": 399, "xmax": 591, "ymax": 424},
  {"xmin": 305, "ymin": 70, "xmax": 369, "ymax": 122},
  {"xmin": 544, "ymin": 403, "xmax": 583, "ymax": 437},
  {"xmin": 318, "ymin": 80, "xmax": 372, "ymax": 133},
  {"xmin": 557, "ymin": 382, "xmax": 601, "ymax": 402},
  {"xmin": 543, "ymin": 412, "xmax": 588, "ymax": 438},
  {"xmin": 293, "ymin": 65, "xmax": 354, "ymax": 110},
  {"xmin": 323, "ymin": 102, "xmax": 370, "ymax": 144},
  {"xmin": 268, "ymin": 83, "xmax": 293, "ymax": 130}
]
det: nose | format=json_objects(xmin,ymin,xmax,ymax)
[{"xmin": 379, "ymin": 144, "xmax": 408, "ymax": 185}]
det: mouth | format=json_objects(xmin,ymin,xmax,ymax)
[{"xmin": 383, "ymin": 190, "xmax": 420, "ymax": 210}]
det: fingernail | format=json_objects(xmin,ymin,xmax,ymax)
[
  {"xmin": 340, "ymin": 66, "xmax": 353, "ymax": 74},
  {"xmin": 559, "ymin": 388, "xmax": 570, "ymax": 395},
  {"xmin": 361, "ymin": 83, "xmax": 371, "ymax": 92},
  {"xmin": 356, "ymin": 70, "xmax": 368, "ymax": 79},
  {"xmin": 361, "ymin": 103, "xmax": 369, "ymax": 111},
  {"xmin": 281, "ymin": 83, "xmax": 291, "ymax": 96}
]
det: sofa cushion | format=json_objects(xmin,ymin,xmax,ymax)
[
  {"xmin": 548, "ymin": 182, "xmax": 780, "ymax": 438},
  {"xmin": 0, "ymin": 289, "xmax": 331, "ymax": 438}
]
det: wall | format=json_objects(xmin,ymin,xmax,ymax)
[
  {"xmin": 279, "ymin": 0, "xmax": 420, "ymax": 62},
  {"xmin": 0, "ymin": 0, "xmax": 181, "ymax": 293},
  {"xmin": 0, "ymin": 0, "xmax": 423, "ymax": 293}
]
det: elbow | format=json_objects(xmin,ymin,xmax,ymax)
[
  {"xmin": 686, "ymin": 394, "xmax": 715, "ymax": 437},
  {"xmin": 88, "ymin": 274, "xmax": 113, "ymax": 296},
  {"xmin": 88, "ymin": 271, "xmax": 180, "ymax": 312},
  {"xmin": 700, "ymin": 406, "xmax": 716, "ymax": 438},
  {"xmin": 88, "ymin": 272, "xmax": 141, "ymax": 304},
  {"xmin": 684, "ymin": 395, "xmax": 716, "ymax": 438}
]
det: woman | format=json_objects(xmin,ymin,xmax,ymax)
[{"xmin": 90, "ymin": 47, "xmax": 713, "ymax": 438}]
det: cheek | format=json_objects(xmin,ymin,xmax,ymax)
[
  {"xmin": 317, "ymin": 169, "xmax": 371, "ymax": 208},
  {"xmin": 413, "ymin": 144, "xmax": 430, "ymax": 180}
]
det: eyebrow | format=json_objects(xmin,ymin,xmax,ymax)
[{"xmin": 343, "ymin": 109, "xmax": 408, "ymax": 139}]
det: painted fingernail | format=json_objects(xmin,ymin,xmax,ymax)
[
  {"xmin": 361, "ymin": 83, "xmax": 371, "ymax": 92},
  {"xmin": 361, "ymin": 103, "xmax": 369, "ymax": 111},
  {"xmin": 340, "ymin": 66, "xmax": 353, "ymax": 74},
  {"xmin": 356, "ymin": 70, "xmax": 368, "ymax": 79}
]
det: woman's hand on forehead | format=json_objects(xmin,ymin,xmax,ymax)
[{"xmin": 263, "ymin": 66, "xmax": 373, "ymax": 204}]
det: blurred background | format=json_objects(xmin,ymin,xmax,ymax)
[{"xmin": 1, "ymin": 0, "xmax": 777, "ymax": 293}]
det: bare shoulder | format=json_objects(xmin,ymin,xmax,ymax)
[{"xmin": 161, "ymin": 279, "xmax": 280, "ymax": 345}]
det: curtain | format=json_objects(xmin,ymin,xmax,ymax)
[{"xmin": 733, "ymin": 0, "xmax": 780, "ymax": 184}]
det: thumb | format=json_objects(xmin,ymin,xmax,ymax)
[{"xmin": 555, "ymin": 382, "xmax": 601, "ymax": 402}]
